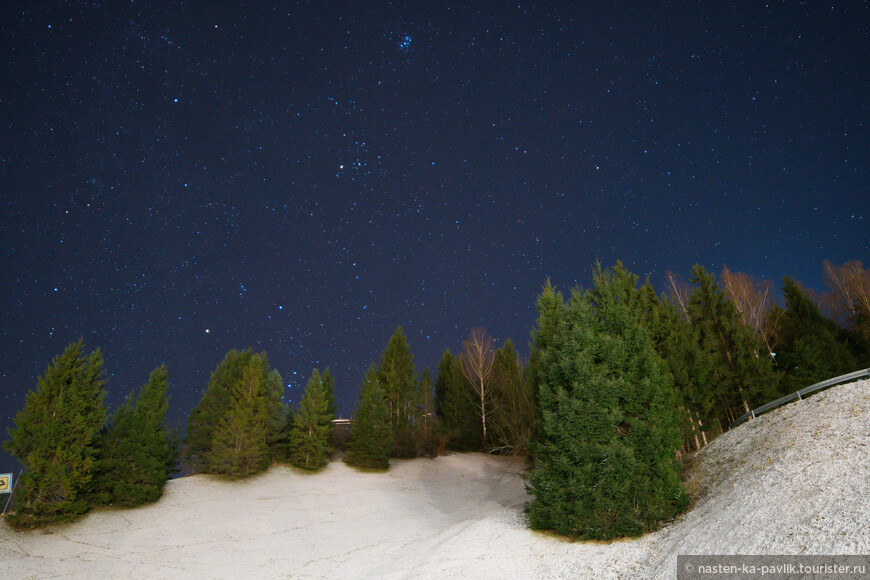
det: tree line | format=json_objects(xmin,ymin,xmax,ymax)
[{"xmin": 4, "ymin": 260, "xmax": 868, "ymax": 533}]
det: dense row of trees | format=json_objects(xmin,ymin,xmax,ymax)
[
  {"xmin": 3, "ymin": 341, "xmax": 175, "ymax": 528},
  {"xmin": 4, "ymin": 260, "xmax": 866, "ymax": 532},
  {"xmin": 525, "ymin": 260, "xmax": 869, "ymax": 540}
]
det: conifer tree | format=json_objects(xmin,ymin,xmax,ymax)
[
  {"xmin": 527, "ymin": 266, "xmax": 687, "ymax": 540},
  {"xmin": 286, "ymin": 369, "xmax": 333, "ymax": 470},
  {"xmin": 434, "ymin": 349, "xmax": 480, "ymax": 450},
  {"xmin": 186, "ymin": 349, "xmax": 245, "ymax": 471},
  {"xmin": 320, "ymin": 367, "xmax": 338, "ymax": 446},
  {"xmin": 3, "ymin": 340, "xmax": 107, "ymax": 527},
  {"xmin": 208, "ymin": 356, "xmax": 270, "ymax": 476},
  {"xmin": 322, "ymin": 367, "xmax": 338, "ymax": 419},
  {"xmin": 345, "ymin": 365, "xmax": 393, "ymax": 470},
  {"xmin": 378, "ymin": 327, "xmax": 416, "ymax": 431},
  {"xmin": 264, "ymin": 369, "xmax": 288, "ymax": 457},
  {"xmin": 414, "ymin": 367, "xmax": 435, "ymax": 454},
  {"xmin": 488, "ymin": 339, "xmax": 536, "ymax": 454},
  {"xmin": 377, "ymin": 326, "xmax": 418, "ymax": 456},
  {"xmin": 186, "ymin": 349, "xmax": 284, "ymax": 476},
  {"xmin": 773, "ymin": 277, "xmax": 860, "ymax": 389},
  {"xmin": 526, "ymin": 278, "xmax": 564, "ymax": 404},
  {"xmin": 687, "ymin": 265, "xmax": 781, "ymax": 424},
  {"xmin": 637, "ymin": 281, "xmax": 717, "ymax": 447},
  {"xmin": 92, "ymin": 364, "xmax": 177, "ymax": 506}
]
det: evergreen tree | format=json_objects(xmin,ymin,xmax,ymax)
[
  {"xmin": 527, "ymin": 267, "xmax": 687, "ymax": 540},
  {"xmin": 638, "ymin": 280, "xmax": 717, "ymax": 447},
  {"xmin": 186, "ymin": 349, "xmax": 284, "ymax": 476},
  {"xmin": 434, "ymin": 349, "xmax": 481, "ymax": 450},
  {"xmin": 92, "ymin": 364, "xmax": 177, "ymax": 507},
  {"xmin": 526, "ymin": 278, "xmax": 564, "ymax": 405},
  {"xmin": 413, "ymin": 367, "xmax": 441, "ymax": 457},
  {"xmin": 322, "ymin": 367, "xmax": 338, "ymax": 419},
  {"xmin": 345, "ymin": 365, "xmax": 393, "ymax": 470},
  {"xmin": 687, "ymin": 265, "xmax": 781, "ymax": 424},
  {"xmin": 376, "ymin": 326, "xmax": 418, "ymax": 456},
  {"xmin": 773, "ymin": 277, "xmax": 861, "ymax": 389},
  {"xmin": 3, "ymin": 340, "xmax": 107, "ymax": 527},
  {"xmin": 488, "ymin": 339, "xmax": 536, "ymax": 454},
  {"xmin": 320, "ymin": 367, "xmax": 338, "ymax": 448},
  {"xmin": 185, "ymin": 349, "xmax": 246, "ymax": 471},
  {"xmin": 207, "ymin": 356, "xmax": 270, "ymax": 476},
  {"xmin": 264, "ymin": 369, "xmax": 289, "ymax": 458},
  {"xmin": 286, "ymin": 370, "xmax": 333, "ymax": 470}
]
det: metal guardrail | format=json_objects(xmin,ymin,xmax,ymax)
[{"xmin": 730, "ymin": 368, "xmax": 870, "ymax": 429}]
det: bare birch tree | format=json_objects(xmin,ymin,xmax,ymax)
[
  {"xmin": 720, "ymin": 266, "xmax": 776, "ymax": 356},
  {"xmin": 824, "ymin": 260, "xmax": 870, "ymax": 336},
  {"xmin": 665, "ymin": 270, "xmax": 691, "ymax": 319},
  {"xmin": 459, "ymin": 327, "xmax": 496, "ymax": 443}
]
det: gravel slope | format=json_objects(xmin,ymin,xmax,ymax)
[{"xmin": 1, "ymin": 379, "xmax": 867, "ymax": 579}]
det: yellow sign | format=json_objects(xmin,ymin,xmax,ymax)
[{"xmin": 0, "ymin": 473, "xmax": 11, "ymax": 493}]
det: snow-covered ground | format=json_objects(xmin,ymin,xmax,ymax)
[{"xmin": 1, "ymin": 379, "xmax": 867, "ymax": 579}]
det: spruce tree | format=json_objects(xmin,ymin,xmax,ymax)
[
  {"xmin": 264, "ymin": 369, "xmax": 289, "ymax": 457},
  {"xmin": 322, "ymin": 367, "xmax": 338, "ymax": 419},
  {"xmin": 638, "ymin": 280, "xmax": 717, "ymax": 447},
  {"xmin": 434, "ymin": 349, "xmax": 480, "ymax": 450},
  {"xmin": 185, "ymin": 349, "xmax": 246, "ymax": 471},
  {"xmin": 378, "ymin": 327, "xmax": 416, "ymax": 434},
  {"xmin": 688, "ymin": 265, "xmax": 781, "ymax": 424},
  {"xmin": 773, "ymin": 277, "xmax": 860, "ymax": 389},
  {"xmin": 488, "ymin": 339, "xmax": 536, "ymax": 454},
  {"xmin": 345, "ymin": 365, "xmax": 393, "ymax": 470},
  {"xmin": 208, "ymin": 356, "xmax": 270, "ymax": 476},
  {"xmin": 92, "ymin": 364, "xmax": 177, "ymax": 507},
  {"xmin": 415, "ymin": 367, "xmax": 439, "ymax": 456},
  {"xmin": 186, "ymin": 349, "xmax": 284, "ymax": 476},
  {"xmin": 286, "ymin": 370, "xmax": 333, "ymax": 470},
  {"xmin": 377, "ymin": 326, "xmax": 418, "ymax": 456},
  {"xmin": 3, "ymin": 340, "xmax": 107, "ymax": 527},
  {"xmin": 527, "ymin": 267, "xmax": 687, "ymax": 540}
]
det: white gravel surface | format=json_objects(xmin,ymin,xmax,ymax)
[{"xmin": 1, "ymin": 378, "xmax": 867, "ymax": 579}]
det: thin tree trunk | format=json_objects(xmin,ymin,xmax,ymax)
[{"xmin": 480, "ymin": 385, "xmax": 487, "ymax": 441}]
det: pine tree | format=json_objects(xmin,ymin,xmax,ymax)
[
  {"xmin": 92, "ymin": 364, "xmax": 177, "ymax": 507},
  {"xmin": 3, "ymin": 340, "xmax": 107, "ymax": 527},
  {"xmin": 286, "ymin": 370, "xmax": 333, "ymax": 470},
  {"xmin": 186, "ymin": 349, "xmax": 284, "ymax": 476},
  {"xmin": 434, "ymin": 349, "xmax": 480, "ymax": 450},
  {"xmin": 345, "ymin": 365, "xmax": 393, "ymax": 470},
  {"xmin": 527, "ymin": 266, "xmax": 687, "ymax": 540}
]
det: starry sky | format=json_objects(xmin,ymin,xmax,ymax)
[{"xmin": 1, "ymin": 2, "xmax": 867, "ymax": 470}]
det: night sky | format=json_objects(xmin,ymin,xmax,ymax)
[{"xmin": 1, "ymin": 2, "xmax": 867, "ymax": 470}]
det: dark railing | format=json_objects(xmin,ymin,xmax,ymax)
[{"xmin": 730, "ymin": 368, "xmax": 870, "ymax": 429}]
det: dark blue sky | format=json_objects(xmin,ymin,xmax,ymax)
[{"xmin": 1, "ymin": 1, "xmax": 867, "ymax": 469}]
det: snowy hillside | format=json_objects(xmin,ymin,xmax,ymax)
[{"xmin": 1, "ymin": 379, "xmax": 867, "ymax": 579}]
